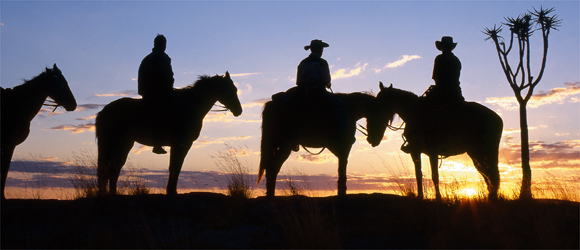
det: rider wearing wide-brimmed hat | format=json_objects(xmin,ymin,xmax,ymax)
[
  {"xmin": 428, "ymin": 36, "xmax": 464, "ymax": 103},
  {"xmin": 296, "ymin": 39, "xmax": 332, "ymax": 90},
  {"xmin": 401, "ymin": 36, "xmax": 464, "ymax": 154}
]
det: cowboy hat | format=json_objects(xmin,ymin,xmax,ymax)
[
  {"xmin": 304, "ymin": 39, "xmax": 330, "ymax": 50},
  {"xmin": 435, "ymin": 36, "xmax": 457, "ymax": 51}
]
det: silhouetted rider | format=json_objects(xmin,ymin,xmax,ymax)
[
  {"xmin": 401, "ymin": 36, "xmax": 465, "ymax": 154},
  {"xmin": 296, "ymin": 39, "xmax": 331, "ymax": 91},
  {"xmin": 139, "ymin": 34, "xmax": 174, "ymax": 102},
  {"xmin": 426, "ymin": 36, "xmax": 464, "ymax": 104},
  {"xmin": 138, "ymin": 34, "xmax": 174, "ymax": 154},
  {"xmin": 273, "ymin": 39, "xmax": 347, "ymax": 152}
]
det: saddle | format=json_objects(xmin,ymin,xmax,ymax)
[{"xmin": 271, "ymin": 86, "xmax": 348, "ymax": 152}]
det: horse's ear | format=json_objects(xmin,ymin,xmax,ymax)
[
  {"xmin": 53, "ymin": 63, "xmax": 58, "ymax": 70},
  {"xmin": 379, "ymin": 81, "xmax": 385, "ymax": 90},
  {"xmin": 225, "ymin": 71, "xmax": 230, "ymax": 79},
  {"xmin": 389, "ymin": 83, "xmax": 393, "ymax": 89}
]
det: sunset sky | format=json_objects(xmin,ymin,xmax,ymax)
[{"xmin": 1, "ymin": 1, "xmax": 578, "ymax": 199}]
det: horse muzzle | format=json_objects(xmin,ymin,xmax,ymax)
[
  {"xmin": 231, "ymin": 108, "xmax": 242, "ymax": 117},
  {"xmin": 62, "ymin": 101, "xmax": 77, "ymax": 111},
  {"xmin": 367, "ymin": 137, "xmax": 381, "ymax": 147}
]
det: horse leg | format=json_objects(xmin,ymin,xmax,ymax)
[
  {"xmin": 265, "ymin": 147, "xmax": 292, "ymax": 198},
  {"xmin": 410, "ymin": 152, "xmax": 423, "ymax": 199},
  {"xmin": 337, "ymin": 156, "xmax": 348, "ymax": 197},
  {"xmin": 329, "ymin": 145, "xmax": 351, "ymax": 197},
  {"xmin": 97, "ymin": 154, "xmax": 110, "ymax": 196},
  {"xmin": 1, "ymin": 146, "xmax": 15, "ymax": 200},
  {"xmin": 469, "ymin": 152, "xmax": 500, "ymax": 201},
  {"xmin": 166, "ymin": 144, "xmax": 191, "ymax": 196},
  {"xmin": 429, "ymin": 154, "xmax": 442, "ymax": 201},
  {"xmin": 97, "ymin": 139, "xmax": 132, "ymax": 196}
]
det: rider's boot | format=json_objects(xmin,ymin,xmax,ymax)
[
  {"xmin": 153, "ymin": 145, "xmax": 167, "ymax": 154},
  {"xmin": 401, "ymin": 143, "xmax": 414, "ymax": 154}
]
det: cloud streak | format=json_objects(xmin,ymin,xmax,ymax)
[
  {"xmin": 48, "ymin": 123, "xmax": 95, "ymax": 134},
  {"xmin": 193, "ymin": 136, "xmax": 252, "ymax": 148},
  {"xmin": 500, "ymin": 139, "xmax": 580, "ymax": 170},
  {"xmin": 375, "ymin": 55, "xmax": 422, "ymax": 73},
  {"xmin": 93, "ymin": 91, "xmax": 136, "ymax": 98},
  {"xmin": 486, "ymin": 82, "xmax": 580, "ymax": 110},
  {"xmin": 332, "ymin": 62, "xmax": 368, "ymax": 80},
  {"xmin": 230, "ymin": 72, "xmax": 262, "ymax": 77}
]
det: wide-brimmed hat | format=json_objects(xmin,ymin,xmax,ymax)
[
  {"xmin": 304, "ymin": 39, "xmax": 330, "ymax": 50},
  {"xmin": 435, "ymin": 36, "xmax": 457, "ymax": 51}
]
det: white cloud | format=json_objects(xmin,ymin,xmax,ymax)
[
  {"xmin": 230, "ymin": 72, "xmax": 262, "ymax": 77},
  {"xmin": 375, "ymin": 55, "xmax": 422, "ymax": 73},
  {"xmin": 332, "ymin": 62, "xmax": 369, "ymax": 80}
]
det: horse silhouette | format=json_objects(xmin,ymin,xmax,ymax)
[
  {"xmin": 96, "ymin": 72, "xmax": 242, "ymax": 196},
  {"xmin": 1, "ymin": 64, "xmax": 77, "ymax": 199},
  {"xmin": 373, "ymin": 83, "xmax": 503, "ymax": 200},
  {"xmin": 257, "ymin": 91, "xmax": 387, "ymax": 197}
]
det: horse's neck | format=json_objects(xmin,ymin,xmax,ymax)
[
  {"xmin": 395, "ymin": 94, "xmax": 421, "ymax": 123},
  {"xmin": 180, "ymin": 85, "xmax": 219, "ymax": 118},
  {"xmin": 340, "ymin": 93, "xmax": 375, "ymax": 120},
  {"xmin": 10, "ymin": 76, "xmax": 50, "ymax": 121}
]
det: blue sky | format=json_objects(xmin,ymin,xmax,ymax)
[{"xmin": 1, "ymin": 1, "xmax": 578, "ymax": 198}]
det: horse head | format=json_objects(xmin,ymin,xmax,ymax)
[
  {"xmin": 45, "ymin": 64, "xmax": 77, "ymax": 111},
  {"xmin": 366, "ymin": 82, "xmax": 398, "ymax": 147},
  {"xmin": 216, "ymin": 71, "xmax": 242, "ymax": 117}
]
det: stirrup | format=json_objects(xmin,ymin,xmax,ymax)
[{"xmin": 153, "ymin": 146, "xmax": 167, "ymax": 154}]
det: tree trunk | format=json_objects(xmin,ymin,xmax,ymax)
[{"xmin": 518, "ymin": 103, "xmax": 533, "ymax": 199}]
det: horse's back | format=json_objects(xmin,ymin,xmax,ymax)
[
  {"xmin": 424, "ymin": 101, "xmax": 502, "ymax": 156},
  {"xmin": 437, "ymin": 101, "xmax": 502, "ymax": 128},
  {"xmin": 96, "ymin": 97, "xmax": 141, "ymax": 138},
  {"xmin": 263, "ymin": 91, "xmax": 349, "ymax": 140}
]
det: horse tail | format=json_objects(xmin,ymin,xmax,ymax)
[{"xmin": 257, "ymin": 101, "xmax": 275, "ymax": 185}]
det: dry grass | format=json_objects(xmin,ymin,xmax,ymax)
[
  {"xmin": 69, "ymin": 149, "xmax": 150, "ymax": 199},
  {"xmin": 212, "ymin": 145, "xmax": 255, "ymax": 199},
  {"xmin": 279, "ymin": 167, "xmax": 319, "ymax": 197}
]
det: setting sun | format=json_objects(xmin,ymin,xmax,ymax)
[{"xmin": 461, "ymin": 188, "xmax": 478, "ymax": 198}]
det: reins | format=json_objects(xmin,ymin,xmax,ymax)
[
  {"xmin": 43, "ymin": 99, "xmax": 60, "ymax": 112},
  {"xmin": 301, "ymin": 146, "xmax": 326, "ymax": 155},
  {"xmin": 211, "ymin": 104, "xmax": 229, "ymax": 112}
]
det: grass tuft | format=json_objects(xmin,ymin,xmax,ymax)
[
  {"xmin": 212, "ymin": 145, "xmax": 255, "ymax": 199},
  {"xmin": 69, "ymin": 149, "xmax": 150, "ymax": 199}
]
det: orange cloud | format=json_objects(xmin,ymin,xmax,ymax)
[
  {"xmin": 193, "ymin": 136, "xmax": 252, "ymax": 148},
  {"xmin": 486, "ymin": 82, "xmax": 580, "ymax": 110},
  {"xmin": 48, "ymin": 123, "xmax": 95, "ymax": 134},
  {"xmin": 499, "ymin": 139, "xmax": 580, "ymax": 170}
]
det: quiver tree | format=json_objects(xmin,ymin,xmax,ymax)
[{"xmin": 483, "ymin": 6, "xmax": 561, "ymax": 199}]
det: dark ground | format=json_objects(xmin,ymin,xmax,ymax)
[{"xmin": 1, "ymin": 193, "xmax": 578, "ymax": 249}]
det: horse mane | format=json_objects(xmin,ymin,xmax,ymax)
[
  {"xmin": 391, "ymin": 87, "xmax": 419, "ymax": 99},
  {"xmin": 6, "ymin": 69, "xmax": 52, "ymax": 93},
  {"xmin": 180, "ymin": 75, "xmax": 221, "ymax": 90},
  {"xmin": 175, "ymin": 74, "xmax": 225, "ymax": 99}
]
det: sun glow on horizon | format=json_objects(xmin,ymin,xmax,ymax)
[{"xmin": 461, "ymin": 188, "xmax": 478, "ymax": 198}]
